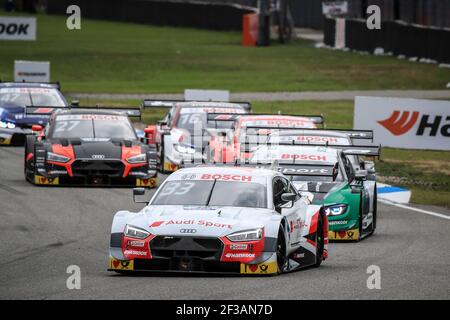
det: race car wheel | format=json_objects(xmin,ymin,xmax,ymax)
[
  {"xmin": 276, "ymin": 226, "xmax": 288, "ymax": 274},
  {"xmin": 314, "ymin": 213, "xmax": 324, "ymax": 267},
  {"xmin": 372, "ymin": 186, "xmax": 378, "ymax": 233},
  {"xmin": 24, "ymin": 135, "xmax": 36, "ymax": 183},
  {"xmin": 357, "ymin": 195, "xmax": 364, "ymax": 241},
  {"xmin": 159, "ymin": 142, "xmax": 168, "ymax": 174}
]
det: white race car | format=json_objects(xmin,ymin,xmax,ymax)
[
  {"xmin": 108, "ymin": 166, "xmax": 328, "ymax": 275},
  {"xmin": 142, "ymin": 100, "xmax": 251, "ymax": 173}
]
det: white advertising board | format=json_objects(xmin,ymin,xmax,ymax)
[
  {"xmin": 184, "ymin": 89, "xmax": 230, "ymax": 102},
  {"xmin": 354, "ymin": 96, "xmax": 450, "ymax": 151},
  {"xmin": 322, "ymin": 1, "xmax": 348, "ymax": 16},
  {"xmin": 14, "ymin": 60, "xmax": 50, "ymax": 83},
  {"xmin": 0, "ymin": 16, "xmax": 36, "ymax": 40}
]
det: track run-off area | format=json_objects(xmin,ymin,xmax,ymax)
[{"xmin": 0, "ymin": 146, "xmax": 449, "ymax": 300}]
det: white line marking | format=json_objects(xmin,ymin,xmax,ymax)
[{"xmin": 379, "ymin": 199, "xmax": 450, "ymax": 220}]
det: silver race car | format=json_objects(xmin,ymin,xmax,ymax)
[{"xmin": 108, "ymin": 166, "xmax": 328, "ymax": 275}]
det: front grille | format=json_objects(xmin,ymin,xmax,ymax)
[
  {"xmin": 150, "ymin": 236, "xmax": 223, "ymax": 260},
  {"xmin": 72, "ymin": 160, "xmax": 124, "ymax": 176}
]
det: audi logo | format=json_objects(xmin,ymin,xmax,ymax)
[
  {"xmin": 91, "ymin": 154, "xmax": 105, "ymax": 159},
  {"xmin": 179, "ymin": 229, "xmax": 197, "ymax": 234}
]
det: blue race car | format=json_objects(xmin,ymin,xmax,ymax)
[{"xmin": 0, "ymin": 81, "xmax": 68, "ymax": 145}]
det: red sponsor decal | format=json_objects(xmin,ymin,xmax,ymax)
[
  {"xmin": 150, "ymin": 221, "xmax": 165, "ymax": 228},
  {"xmin": 122, "ymin": 234, "xmax": 155, "ymax": 260},
  {"xmin": 122, "ymin": 145, "xmax": 145, "ymax": 177},
  {"xmin": 377, "ymin": 111, "xmax": 419, "ymax": 136},
  {"xmin": 297, "ymin": 136, "xmax": 339, "ymax": 143},
  {"xmin": 200, "ymin": 174, "xmax": 252, "ymax": 182},
  {"xmin": 281, "ymin": 154, "xmax": 327, "ymax": 161},
  {"xmin": 219, "ymin": 229, "xmax": 265, "ymax": 263},
  {"xmin": 48, "ymin": 144, "xmax": 75, "ymax": 176}
]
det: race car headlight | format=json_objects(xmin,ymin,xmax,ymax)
[
  {"xmin": 0, "ymin": 121, "xmax": 16, "ymax": 129},
  {"xmin": 47, "ymin": 151, "xmax": 70, "ymax": 163},
  {"xmin": 174, "ymin": 143, "xmax": 196, "ymax": 154},
  {"xmin": 124, "ymin": 225, "xmax": 150, "ymax": 239},
  {"xmin": 324, "ymin": 204, "xmax": 348, "ymax": 216},
  {"xmin": 127, "ymin": 153, "xmax": 147, "ymax": 164},
  {"xmin": 227, "ymin": 228, "xmax": 263, "ymax": 242}
]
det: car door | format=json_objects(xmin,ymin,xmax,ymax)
[
  {"xmin": 273, "ymin": 177, "xmax": 301, "ymax": 250},
  {"xmin": 342, "ymin": 153, "xmax": 370, "ymax": 223}
]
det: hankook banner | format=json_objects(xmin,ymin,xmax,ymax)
[
  {"xmin": 0, "ymin": 17, "xmax": 36, "ymax": 41},
  {"xmin": 354, "ymin": 96, "xmax": 450, "ymax": 151}
]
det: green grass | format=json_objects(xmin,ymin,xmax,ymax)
[
  {"xmin": 1, "ymin": 11, "xmax": 450, "ymax": 93},
  {"xmin": 78, "ymin": 98, "xmax": 450, "ymax": 208}
]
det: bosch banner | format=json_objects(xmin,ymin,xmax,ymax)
[
  {"xmin": 354, "ymin": 96, "xmax": 450, "ymax": 151},
  {"xmin": 0, "ymin": 17, "xmax": 36, "ymax": 41}
]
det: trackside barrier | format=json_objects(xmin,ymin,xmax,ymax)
[
  {"xmin": 242, "ymin": 13, "xmax": 258, "ymax": 47},
  {"xmin": 324, "ymin": 17, "xmax": 450, "ymax": 64}
]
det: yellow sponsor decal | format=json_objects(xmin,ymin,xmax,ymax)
[
  {"xmin": 163, "ymin": 162, "xmax": 179, "ymax": 172},
  {"xmin": 109, "ymin": 258, "xmax": 134, "ymax": 271},
  {"xmin": 328, "ymin": 228, "xmax": 359, "ymax": 240},
  {"xmin": 0, "ymin": 138, "xmax": 12, "ymax": 145},
  {"xmin": 136, "ymin": 177, "xmax": 157, "ymax": 188},
  {"xmin": 240, "ymin": 261, "xmax": 278, "ymax": 274},
  {"xmin": 34, "ymin": 175, "xmax": 59, "ymax": 185}
]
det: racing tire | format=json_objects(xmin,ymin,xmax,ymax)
[
  {"xmin": 276, "ymin": 226, "xmax": 288, "ymax": 274},
  {"xmin": 24, "ymin": 135, "xmax": 36, "ymax": 183},
  {"xmin": 159, "ymin": 142, "xmax": 168, "ymax": 174},
  {"xmin": 314, "ymin": 213, "xmax": 325, "ymax": 267},
  {"xmin": 371, "ymin": 186, "xmax": 378, "ymax": 234}
]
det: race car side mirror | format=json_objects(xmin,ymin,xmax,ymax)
[
  {"xmin": 281, "ymin": 193, "xmax": 296, "ymax": 202},
  {"xmin": 133, "ymin": 188, "xmax": 148, "ymax": 204},
  {"xmin": 32, "ymin": 124, "xmax": 43, "ymax": 132},
  {"xmin": 355, "ymin": 170, "xmax": 367, "ymax": 181},
  {"xmin": 71, "ymin": 100, "xmax": 80, "ymax": 107},
  {"xmin": 144, "ymin": 126, "xmax": 157, "ymax": 145}
]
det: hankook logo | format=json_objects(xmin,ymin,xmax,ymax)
[
  {"xmin": 378, "ymin": 110, "xmax": 450, "ymax": 137},
  {"xmin": 179, "ymin": 229, "xmax": 197, "ymax": 234},
  {"xmin": 377, "ymin": 111, "xmax": 419, "ymax": 136}
]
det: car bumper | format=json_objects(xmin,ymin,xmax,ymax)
[
  {"xmin": 327, "ymin": 219, "xmax": 359, "ymax": 240},
  {"xmin": 108, "ymin": 253, "xmax": 278, "ymax": 275},
  {"xmin": 0, "ymin": 127, "xmax": 31, "ymax": 146},
  {"xmin": 167, "ymin": 148, "xmax": 205, "ymax": 167},
  {"xmin": 34, "ymin": 174, "xmax": 157, "ymax": 187}
]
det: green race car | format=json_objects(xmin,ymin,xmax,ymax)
[{"xmin": 249, "ymin": 143, "xmax": 380, "ymax": 241}]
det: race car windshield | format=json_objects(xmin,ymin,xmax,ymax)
[
  {"xmin": 177, "ymin": 111, "xmax": 239, "ymax": 133},
  {"xmin": 50, "ymin": 115, "xmax": 137, "ymax": 140},
  {"xmin": 0, "ymin": 88, "xmax": 66, "ymax": 107},
  {"xmin": 152, "ymin": 180, "xmax": 267, "ymax": 208}
]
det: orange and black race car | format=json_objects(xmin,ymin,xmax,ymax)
[{"xmin": 24, "ymin": 107, "xmax": 157, "ymax": 187}]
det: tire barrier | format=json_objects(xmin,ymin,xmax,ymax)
[{"xmin": 324, "ymin": 17, "xmax": 450, "ymax": 64}]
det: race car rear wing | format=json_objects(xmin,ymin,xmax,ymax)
[
  {"xmin": 0, "ymin": 80, "xmax": 61, "ymax": 90},
  {"xmin": 239, "ymin": 141, "xmax": 381, "ymax": 158},
  {"xmin": 142, "ymin": 99, "xmax": 252, "ymax": 111},
  {"xmin": 25, "ymin": 106, "xmax": 142, "ymax": 118},
  {"xmin": 244, "ymin": 126, "xmax": 373, "ymax": 141},
  {"xmin": 239, "ymin": 113, "xmax": 324, "ymax": 127}
]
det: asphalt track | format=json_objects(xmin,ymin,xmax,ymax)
[{"xmin": 0, "ymin": 146, "xmax": 449, "ymax": 300}]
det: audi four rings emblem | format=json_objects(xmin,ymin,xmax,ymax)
[
  {"xmin": 92, "ymin": 154, "xmax": 105, "ymax": 159},
  {"xmin": 180, "ymin": 229, "xmax": 197, "ymax": 234}
]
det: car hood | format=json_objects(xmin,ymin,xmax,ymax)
[
  {"xmin": 125, "ymin": 205, "xmax": 275, "ymax": 238},
  {"xmin": 293, "ymin": 181, "xmax": 345, "ymax": 203}
]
